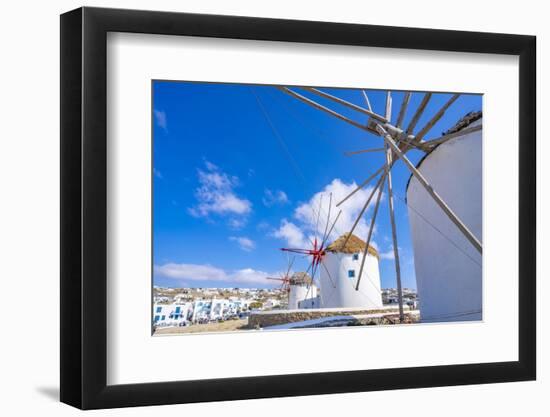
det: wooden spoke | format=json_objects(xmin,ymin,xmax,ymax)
[
  {"xmin": 362, "ymin": 90, "xmax": 372, "ymax": 111},
  {"xmin": 405, "ymin": 93, "xmax": 432, "ymax": 135},
  {"xmin": 419, "ymin": 124, "xmax": 482, "ymax": 150},
  {"xmin": 337, "ymin": 165, "xmax": 385, "ymax": 207},
  {"xmin": 344, "ymin": 148, "xmax": 385, "ymax": 156},
  {"xmin": 281, "ymin": 248, "xmax": 312, "ymax": 254},
  {"xmin": 385, "ymin": 91, "xmax": 392, "ymax": 121},
  {"xmin": 396, "ymin": 92, "xmax": 411, "ymax": 129},
  {"xmin": 278, "ymin": 87, "xmax": 375, "ymax": 132},
  {"xmin": 376, "ymin": 124, "xmax": 482, "ymax": 254},
  {"xmin": 315, "ymin": 194, "xmax": 323, "ymax": 242},
  {"xmin": 301, "ymin": 262, "xmax": 316, "ymax": 301},
  {"xmin": 302, "ymin": 87, "xmax": 388, "ymax": 122},
  {"xmin": 322, "ymin": 193, "xmax": 333, "ymax": 245},
  {"xmin": 322, "ymin": 210, "xmax": 342, "ymax": 248},
  {"xmin": 285, "ymin": 255, "xmax": 295, "ymax": 278},
  {"xmin": 356, "ymin": 173, "xmax": 386, "ymax": 290},
  {"xmin": 414, "ymin": 94, "xmax": 460, "ymax": 141},
  {"xmin": 340, "ymin": 172, "xmax": 386, "ymax": 251}
]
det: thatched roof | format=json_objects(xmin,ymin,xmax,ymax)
[
  {"xmin": 444, "ymin": 111, "xmax": 482, "ymax": 136},
  {"xmin": 290, "ymin": 272, "xmax": 313, "ymax": 286},
  {"xmin": 326, "ymin": 233, "xmax": 379, "ymax": 258}
]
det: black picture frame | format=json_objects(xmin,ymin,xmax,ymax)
[{"xmin": 60, "ymin": 6, "xmax": 536, "ymax": 410}]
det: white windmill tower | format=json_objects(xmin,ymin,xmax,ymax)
[
  {"xmin": 288, "ymin": 272, "xmax": 317, "ymax": 310},
  {"xmin": 277, "ymin": 86, "xmax": 482, "ymax": 323},
  {"xmin": 266, "ymin": 256, "xmax": 318, "ymax": 310},
  {"xmin": 321, "ymin": 233, "xmax": 383, "ymax": 309},
  {"xmin": 406, "ymin": 112, "xmax": 482, "ymax": 321}
]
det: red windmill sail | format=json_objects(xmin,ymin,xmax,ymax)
[{"xmin": 280, "ymin": 194, "xmax": 342, "ymax": 294}]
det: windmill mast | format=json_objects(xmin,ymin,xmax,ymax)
[{"xmin": 383, "ymin": 91, "xmax": 405, "ymax": 323}]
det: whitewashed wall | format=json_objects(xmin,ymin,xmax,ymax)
[
  {"xmin": 320, "ymin": 252, "xmax": 383, "ymax": 308},
  {"xmin": 407, "ymin": 119, "xmax": 483, "ymax": 322},
  {"xmin": 288, "ymin": 284, "xmax": 317, "ymax": 309}
]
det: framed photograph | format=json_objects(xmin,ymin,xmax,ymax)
[{"xmin": 60, "ymin": 6, "xmax": 536, "ymax": 410}]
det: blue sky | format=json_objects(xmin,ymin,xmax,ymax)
[{"xmin": 152, "ymin": 81, "xmax": 482, "ymax": 290}]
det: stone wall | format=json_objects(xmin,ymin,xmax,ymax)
[{"xmin": 248, "ymin": 307, "xmax": 405, "ymax": 328}]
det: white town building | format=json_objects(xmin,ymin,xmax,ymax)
[
  {"xmin": 153, "ymin": 303, "xmax": 193, "ymax": 327},
  {"xmin": 406, "ymin": 113, "xmax": 482, "ymax": 322},
  {"xmin": 320, "ymin": 233, "xmax": 383, "ymax": 309}
]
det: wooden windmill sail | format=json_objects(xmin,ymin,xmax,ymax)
[{"xmin": 278, "ymin": 86, "xmax": 483, "ymax": 322}]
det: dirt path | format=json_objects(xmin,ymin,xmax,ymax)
[{"xmin": 154, "ymin": 319, "xmax": 250, "ymax": 335}]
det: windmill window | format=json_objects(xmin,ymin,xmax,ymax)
[
  {"xmin": 348, "ymin": 270, "xmax": 355, "ymax": 278},
  {"xmin": 154, "ymin": 315, "xmax": 160, "ymax": 322},
  {"xmin": 352, "ymin": 253, "xmax": 359, "ymax": 260},
  {"xmin": 156, "ymin": 306, "xmax": 162, "ymax": 313}
]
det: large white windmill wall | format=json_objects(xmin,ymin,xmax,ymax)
[
  {"xmin": 406, "ymin": 118, "xmax": 482, "ymax": 322},
  {"xmin": 320, "ymin": 234, "xmax": 383, "ymax": 309}
]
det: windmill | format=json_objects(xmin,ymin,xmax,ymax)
[
  {"xmin": 277, "ymin": 86, "xmax": 483, "ymax": 322},
  {"xmin": 265, "ymin": 254, "xmax": 295, "ymax": 305},
  {"xmin": 280, "ymin": 194, "xmax": 342, "ymax": 303}
]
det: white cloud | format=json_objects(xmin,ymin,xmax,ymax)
[
  {"xmin": 204, "ymin": 160, "xmax": 218, "ymax": 171},
  {"xmin": 230, "ymin": 268, "xmax": 271, "ymax": 285},
  {"xmin": 154, "ymin": 263, "xmax": 274, "ymax": 285},
  {"xmin": 378, "ymin": 246, "xmax": 403, "ymax": 261},
  {"xmin": 273, "ymin": 178, "xmax": 383, "ymax": 248},
  {"xmin": 188, "ymin": 161, "xmax": 252, "ymax": 227},
  {"xmin": 228, "ymin": 218, "xmax": 247, "ymax": 230},
  {"xmin": 262, "ymin": 189, "xmax": 289, "ymax": 207},
  {"xmin": 229, "ymin": 236, "xmax": 256, "ymax": 252},
  {"xmin": 272, "ymin": 219, "xmax": 308, "ymax": 248},
  {"xmin": 155, "ymin": 263, "xmax": 226, "ymax": 281},
  {"xmin": 154, "ymin": 109, "xmax": 167, "ymax": 130},
  {"xmin": 379, "ymin": 250, "xmax": 395, "ymax": 260},
  {"xmin": 153, "ymin": 168, "xmax": 163, "ymax": 179}
]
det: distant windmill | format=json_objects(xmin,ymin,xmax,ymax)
[
  {"xmin": 277, "ymin": 86, "xmax": 483, "ymax": 322},
  {"xmin": 265, "ymin": 254, "xmax": 296, "ymax": 302},
  {"xmin": 280, "ymin": 193, "xmax": 342, "ymax": 301}
]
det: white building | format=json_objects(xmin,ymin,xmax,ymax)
[
  {"xmin": 153, "ymin": 303, "xmax": 193, "ymax": 327},
  {"xmin": 185, "ymin": 298, "xmax": 252, "ymax": 323},
  {"xmin": 191, "ymin": 299, "xmax": 212, "ymax": 323},
  {"xmin": 320, "ymin": 233, "xmax": 383, "ymax": 309},
  {"xmin": 406, "ymin": 114, "xmax": 482, "ymax": 322},
  {"xmin": 287, "ymin": 272, "xmax": 317, "ymax": 310}
]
